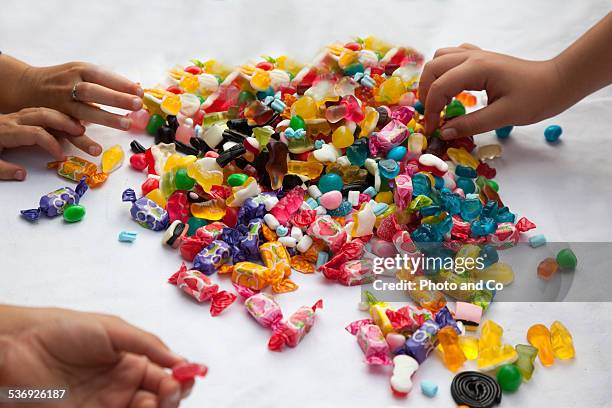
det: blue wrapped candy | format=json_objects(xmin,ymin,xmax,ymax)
[
  {"xmin": 21, "ymin": 178, "xmax": 88, "ymax": 222},
  {"xmin": 434, "ymin": 306, "xmax": 460, "ymax": 333},
  {"xmin": 394, "ymin": 320, "xmax": 440, "ymax": 364},
  {"xmin": 121, "ymin": 188, "xmax": 169, "ymax": 231}
]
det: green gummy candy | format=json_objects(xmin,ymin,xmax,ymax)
[
  {"xmin": 227, "ymin": 173, "xmax": 248, "ymax": 187},
  {"xmin": 556, "ymin": 248, "xmax": 577, "ymax": 269},
  {"xmin": 63, "ymin": 204, "xmax": 86, "ymax": 223}
]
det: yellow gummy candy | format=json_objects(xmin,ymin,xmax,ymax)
[
  {"xmin": 179, "ymin": 74, "xmax": 199, "ymax": 93},
  {"xmin": 331, "ymin": 125, "xmax": 355, "ymax": 149},
  {"xmin": 291, "ymin": 96, "xmax": 318, "ymax": 120},
  {"xmin": 446, "ymin": 147, "xmax": 480, "ymax": 169},
  {"xmin": 146, "ymin": 188, "xmax": 167, "ymax": 208},
  {"xmin": 160, "ymin": 94, "xmax": 181, "ymax": 116},
  {"xmin": 359, "ymin": 107, "xmax": 379, "ymax": 138},
  {"xmin": 476, "ymin": 144, "xmax": 503, "ymax": 161},
  {"xmin": 376, "ymin": 76, "xmax": 404, "ymax": 104},
  {"xmin": 190, "ymin": 199, "xmax": 226, "ymax": 221},
  {"xmin": 459, "ymin": 336, "xmax": 479, "ymax": 360},
  {"xmin": 101, "ymin": 144, "xmax": 124, "ymax": 174},
  {"xmin": 250, "ymin": 69, "xmax": 271, "ymax": 91},
  {"xmin": 164, "ymin": 154, "xmax": 197, "ymax": 173}
]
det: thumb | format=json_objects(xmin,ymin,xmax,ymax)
[
  {"xmin": 0, "ymin": 159, "xmax": 26, "ymax": 181},
  {"xmin": 439, "ymin": 101, "xmax": 511, "ymax": 140}
]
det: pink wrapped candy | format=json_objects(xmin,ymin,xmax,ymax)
[
  {"xmin": 369, "ymin": 119, "xmax": 409, "ymax": 156},
  {"xmin": 270, "ymin": 187, "xmax": 304, "ymax": 225},
  {"xmin": 346, "ymin": 319, "xmax": 392, "ymax": 365},
  {"xmin": 168, "ymin": 263, "xmax": 236, "ymax": 316},
  {"xmin": 338, "ymin": 259, "xmax": 375, "ymax": 286},
  {"xmin": 268, "ymin": 299, "xmax": 323, "ymax": 352}
]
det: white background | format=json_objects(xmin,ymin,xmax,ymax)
[{"xmin": 1, "ymin": 1, "xmax": 612, "ymax": 407}]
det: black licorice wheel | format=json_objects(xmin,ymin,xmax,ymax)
[{"xmin": 451, "ymin": 371, "xmax": 502, "ymax": 408}]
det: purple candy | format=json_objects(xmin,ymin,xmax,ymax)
[
  {"xmin": 21, "ymin": 178, "xmax": 88, "ymax": 222},
  {"xmin": 395, "ymin": 319, "xmax": 439, "ymax": 364},
  {"xmin": 193, "ymin": 240, "xmax": 231, "ymax": 275},
  {"xmin": 122, "ymin": 188, "xmax": 169, "ymax": 231}
]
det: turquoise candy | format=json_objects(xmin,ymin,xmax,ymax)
[
  {"xmin": 387, "ymin": 146, "xmax": 407, "ymax": 161},
  {"xmin": 528, "ymin": 234, "xmax": 546, "ymax": 248},
  {"xmin": 440, "ymin": 192, "xmax": 461, "ymax": 215},
  {"xmin": 433, "ymin": 215, "xmax": 453, "ymax": 236},
  {"xmin": 433, "ymin": 175, "xmax": 445, "ymax": 190},
  {"xmin": 544, "ymin": 125, "xmax": 562, "ymax": 142},
  {"xmin": 318, "ymin": 173, "xmax": 344, "ymax": 193},
  {"xmin": 187, "ymin": 216, "xmax": 208, "ymax": 236},
  {"xmin": 471, "ymin": 217, "xmax": 497, "ymax": 237},
  {"xmin": 344, "ymin": 63, "xmax": 365, "ymax": 76},
  {"xmin": 496, "ymin": 126, "xmax": 513, "ymax": 139},
  {"xmin": 256, "ymin": 87, "xmax": 275, "ymax": 100},
  {"xmin": 445, "ymin": 99, "xmax": 466, "ymax": 119},
  {"xmin": 420, "ymin": 205, "xmax": 441, "ymax": 217},
  {"xmin": 455, "ymin": 165, "xmax": 477, "ymax": 179},
  {"xmin": 118, "ymin": 231, "xmax": 138, "ymax": 243},
  {"xmin": 456, "ymin": 177, "xmax": 475, "ymax": 194},
  {"xmin": 496, "ymin": 206, "xmax": 516, "ymax": 223},
  {"xmin": 414, "ymin": 100, "xmax": 424, "ymax": 115},
  {"xmin": 316, "ymin": 251, "xmax": 330, "ymax": 268},
  {"xmin": 460, "ymin": 196, "xmax": 482, "ymax": 221},
  {"xmin": 420, "ymin": 380, "xmax": 438, "ymax": 398},
  {"xmin": 378, "ymin": 159, "xmax": 400, "ymax": 179},
  {"xmin": 482, "ymin": 200, "xmax": 499, "ymax": 219},
  {"xmin": 481, "ymin": 244, "xmax": 499, "ymax": 267},
  {"xmin": 327, "ymin": 200, "xmax": 352, "ymax": 217},
  {"xmin": 346, "ymin": 139, "xmax": 369, "ymax": 167},
  {"xmin": 372, "ymin": 202, "xmax": 389, "ymax": 215},
  {"xmin": 412, "ymin": 173, "xmax": 431, "ymax": 196},
  {"xmin": 363, "ymin": 186, "xmax": 377, "ymax": 197}
]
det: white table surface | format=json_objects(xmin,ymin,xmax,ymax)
[{"xmin": 1, "ymin": 1, "xmax": 612, "ymax": 407}]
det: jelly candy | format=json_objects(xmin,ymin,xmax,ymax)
[
  {"xmin": 266, "ymin": 141, "xmax": 289, "ymax": 190},
  {"xmin": 514, "ymin": 344, "xmax": 537, "ymax": 381},
  {"xmin": 447, "ymin": 148, "xmax": 480, "ymax": 169},
  {"xmin": 101, "ymin": 144, "xmax": 124, "ymax": 174},
  {"xmin": 146, "ymin": 114, "xmax": 165, "ymax": 136},
  {"xmin": 455, "ymin": 92, "xmax": 477, "ymax": 107},
  {"xmin": 544, "ymin": 124, "xmax": 562, "ymax": 142},
  {"xmin": 496, "ymin": 364, "xmax": 522, "ymax": 393},
  {"xmin": 476, "ymin": 262, "xmax": 514, "ymax": 285},
  {"xmin": 191, "ymin": 199, "xmax": 226, "ymax": 221},
  {"xmin": 459, "ymin": 336, "xmax": 479, "ymax": 360},
  {"xmin": 172, "ymin": 362, "xmax": 208, "ymax": 382},
  {"xmin": 527, "ymin": 324, "xmax": 554, "ymax": 366},
  {"xmin": 291, "ymin": 96, "xmax": 318, "ymax": 119},
  {"xmin": 318, "ymin": 172, "xmax": 344, "ymax": 193},
  {"xmin": 537, "ymin": 257, "xmax": 558, "ymax": 280},
  {"xmin": 420, "ymin": 380, "xmax": 438, "ymax": 398},
  {"xmin": 550, "ymin": 321, "xmax": 575, "ymax": 359},
  {"xmin": 188, "ymin": 158, "xmax": 224, "ymax": 192},
  {"xmin": 438, "ymin": 326, "xmax": 466, "ymax": 372},
  {"xmin": 445, "ymin": 99, "xmax": 466, "ymax": 119},
  {"xmin": 376, "ymin": 76, "xmax": 404, "ymax": 104},
  {"xmin": 476, "ymin": 144, "xmax": 502, "ymax": 161},
  {"xmin": 62, "ymin": 204, "xmax": 86, "ymax": 223},
  {"xmin": 346, "ymin": 138, "xmax": 369, "ymax": 166},
  {"xmin": 477, "ymin": 320, "xmax": 518, "ymax": 371},
  {"xmin": 495, "ymin": 126, "xmax": 513, "ymax": 139},
  {"xmin": 331, "ymin": 125, "xmax": 355, "ymax": 149},
  {"xmin": 556, "ymin": 248, "xmax": 577, "ymax": 269}
]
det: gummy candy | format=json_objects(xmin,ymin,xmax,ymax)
[
  {"xmin": 527, "ymin": 324, "xmax": 554, "ymax": 366},
  {"xmin": 550, "ymin": 320, "xmax": 575, "ymax": 359},
  {"xmin": 514, "ymin": 344, "xmax": 537, "ymax": 381}
]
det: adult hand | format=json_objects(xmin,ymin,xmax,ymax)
[{"xmin": 0, "ymin": 307, "xmax": 193, "ymax": 407}]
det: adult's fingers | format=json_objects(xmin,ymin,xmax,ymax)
[
  {"xmin": 71, "ymin": 103, "xmax": 132, "ymax": 130},
  {"xmin": 100, "ymin": 316, "xmax": 184, "ymax": 368},
  {"xmin": 419, "ymin": 53, "xmax": 470, "ymax": 109},
  {"xmin": 18, "ymin": 107, "xmax": 84, "ymax": 136},
  {"xmin": 75, "ymin": 82, "xmax": 143, "ymax": 111},
  {"xmin": 19, "ymin": 126, "xmax": 65, "ymax": 160},
  {"xmin": 129, "ymin": 390, "xmax": 157, "ymax": 408},
  {"xmin": 0, "ymin": 159, "xmax": 26, "ymax": 181},
  {"xmin": 158, "ymin": 376, "xmax": 181, "ymax": 408},
  {"xmin": 50, "ymin": 129, "xmax": 102, "ymax": 156},
  {"xmin": 81, "ymin": 64, "xmax": 143, "ymax": 97},
  {"xmin": 423, "ymin": 63, "xmax": 487, "ymax": 135},
  {"xmin": 440, "ymin": 100, "xmax": 512, "ymax": 140}
]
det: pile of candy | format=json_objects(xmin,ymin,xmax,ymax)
[{"xmin": 25, "ymin": 36, "xmax": 576, "ymax": 402}]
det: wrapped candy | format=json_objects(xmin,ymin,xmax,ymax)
[
  {"xmin": 346, "ymin": 319, "xmax": 392, "ymax": 365},
  {"xmin": 270, "ymin": 187, "xmax": 304, "ymax": 224},
  {"xmin": 235, "ymin": 284, "xmax": 322, "ymax": 351},
  {"xmin": 307, "ymin": 215, "xmax": 347, "ymax": 251},
  {"xmin": 318, "ymin": 239, "xmax": 365, "ymax": 281},
  {"xmin": 394, "ymin": 320, "xmax": 440, "ymax": 364},
  {"xmin": 168, "ymin": 263, "xmax": 236, "ymax": 315},
  {"xmin": 230, "ymin": 261, "xmax": 297, "ymax": 293},
  {"xmin": 48, "ymin": 156, "xmax": 108, "ymax": 187},
  {"xmin": 21, "ymin": 178, "xmax": 88, "ymax": 222},
  {"xmin": 369, "ymin": 119, "xmax": 409, "ymax": 156},
  {"xmin": 386, "ymin": 305, "xmax": 433, "ymax": 335},
  {"xmin": 121, "ymin": 188, "xmax": 169, "ymax": 231},
  {"xmin": 337, "ymin": 259, "xmax": 375, "ymax": 286},
  {"xmin": 260, "ymin": 241, "xmax": 292, "ymax": 279},
  {"xmin": 193, "ymin": 240, "xmax": 231, "ymax": 275},
  {"xmin": 268, "ymin": 299, "xmax": 323, "ymax": 351}
]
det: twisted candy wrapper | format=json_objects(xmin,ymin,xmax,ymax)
[
  {"xmin": 268, "ymin": 299, "xmax": 323, "ymax": 351},
  {"xmin": 386, "ymin": 305, "xmax": 434, "ymax": 335},
  {"xmin": 318, "ymin": 239, "xmax": 365, "ymax": 281},
  {"xmin": 193, "ymin": 240, "xmax": 231, "ymax": 275},
  {"xmin": 234, "ymin": 284, "xmax": 284, "ymax": 331},
  {"xmin": 307, "ymin": 215, "xmax": 348, "ymax": 252},
  {"xmin": 121, "ymin": 188, "xmax": 169, "ymax": 231},
  {"xmin": 230, "ymin": 261, "xmax": 297, "ymax": 293},
  {"xmin": 260, "ymin": 241, "xmax": 292, "ymax": 278},
  {"xmin": 48, "ymin": 156, "xmax": 108, "ymax": 187},
  {"xmin": 169, "ymin": 263, "xmax": 236, "ymax": 316},
  {"xmin": 368, "ymin": 119, "xmax": 410, "ymax": 156},
  {"xmin": 345, "ymin": 319, "xmax": 392, "ymax": 365},
  {"xmin": 21, "ymin": 178, "xmax": 88, "ymax": 222},
  {"xmin": 270, "ymin": 187, "xmax": 304, "ymax": 225}
]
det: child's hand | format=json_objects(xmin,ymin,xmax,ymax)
[
  {"xmin": 418, "ymin": 44, "xmax": 567, "ymax": 140},
  {"xmin": 0, "ymin": 306, "xmax": 192, "ymax": 408},
  {"xmin": 21, "ymin": 62, "xmax": 143, "ymax": 131},
  {"xmin": 0, "ymin": 107, "xmax": 101, "ymax": 181}
]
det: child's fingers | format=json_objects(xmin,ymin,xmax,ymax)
[
  {"xmin": 419, "ymin": 53, "xmax": 470, "ymax": 108},
  {"xmin": 440, "ymin": 100, "xmax": 511, "ymax": 140},
  {"xmin": 74, "ymin": 82, "xmax": 143, "ymax": 111},
  {"xmin": 71, "ymin": 103, "xmax": 131, "ymax": 131},
  {"xmin": 18, "ymin": 108, "xmax": 84, "ymax": 136},
  {"xmin": 0, "ymin": 159, "xmax": 26, "ymax": 181},
  {"xmin": 433, "ymin": 43, "xmax": 480, "ymax": 59},
  {"xmin": 81, "ymin": 64, "xmax": 143, "ymax": 97},
  {"xmin": 20, "ymin": 126, "xmax": 65, "ymax": 161},
  {"xmin": 423, "ymin": 63, "xmax": 487, "ymax": 135}
]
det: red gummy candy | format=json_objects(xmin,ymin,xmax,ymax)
[
  {"xmin": 141, "ymin": 178, "xmax": 159, "ymax": 196},
  {"xmin": 477, "ymin": 162, "xmax": 497, "ymax": 179},
  {"xmin": 172, "ymin": 362, "xmax": 208, "ymax": 382},
  {"xmin": 130, "ymin": 153, "xmax": 147, "ymax": 171}
]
